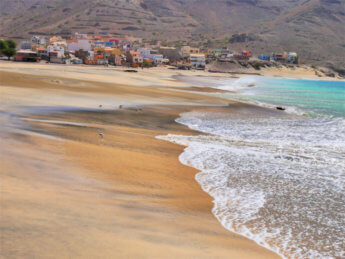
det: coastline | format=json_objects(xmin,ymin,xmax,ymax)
[
  {"xmin": 0, "ymin": 65, "xmax": 283, "ymax": 258},
  {"xmin": 0, "ymin": 60, "xmax": 343, "ymax": 83},
  {"xmin": 2, "ymin": 62, "xmax": 343, "ymax": 257}
]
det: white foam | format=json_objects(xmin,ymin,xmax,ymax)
[
  {"xmin": 209, "ymin": 76, "xmax": 258, "ymax": 91},
  {"xmin": 157, "ymin": 112, "xmax": 345, "ymax": 258}
]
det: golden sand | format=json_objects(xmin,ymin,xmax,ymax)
[{"xmin": 0, "ymin": 65, "xmax": 279, "ymax": 258}]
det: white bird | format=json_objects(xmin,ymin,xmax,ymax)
[{"xmin": 99, "ymin": 132, "xmax": 104, "ymax": 138}]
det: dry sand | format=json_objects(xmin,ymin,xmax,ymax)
[
  {"xmin": 0, "ymin": 63, "xmax": 281, "ymax": 258},
  {"xmin": 260, "ymin": 65, "xmax": 341, "ymax": 80}
]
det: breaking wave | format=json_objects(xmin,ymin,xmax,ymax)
[{"xmin": 157, "ymin": 112, "xmax": 345, "ymax": 258}]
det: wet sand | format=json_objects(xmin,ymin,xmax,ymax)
[{"xmin": 0, "ymin": 65, "xmax": 280, "ymax": 258}]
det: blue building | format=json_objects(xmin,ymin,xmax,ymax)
[{"xmin": 258, "ymin": 54, "xmax": 270, "ymax": 61}]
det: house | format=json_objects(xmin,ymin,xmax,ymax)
[
  {"xmin": 233, "ymin": 50, "xmax": 251, "ymax": 59},
  {"xmin": 104, "ymin": 48, "xmax": 123, "ymax": 66},
  {"xmin": 136, "ymin": 48, "xmax": 163, "ymax": 65},
  {"xmin": 75, "ymin": 50, "xmax": 89, "ymax": 63},
  {"xmin": 242, "ymin": 50, "xmax": 252, "ymax": 58},
  {"xmin": 220, "ymin": 49, "xmax": 233, "ymax": 59},
  {"xmin": 49, "ymin": 51, "xmax": 65, "ymax": 63},
  {"xmin": 37, "ymin": 47, "xmax": 49, "ymax": 60},
  {"xmin": 67, "ymin": 39, "xmax": 92, "ymax": 52},
  {"xmin": 258, "ymin": 54, "xmax": 270, "ymax": 61},
  {"xmin": 47, "ymin": 45, "xmax": 65, "ymax": 58},
  {"xmin": 152, "ymin": 54, "xmax": 163, "ymax": 65},
  {"xmin": 49, "ymin": 36, "xmax": 65, "ymax": 45},
  {"xmin": 272, "ymin": 53, "xmax": 284, "ymax": 61},
  {"xmin": 85, "ymin": 51, "xmax": 107, "ymax": 65},
  {"xmin": 47, "ymin": 45, "xmax": 65, "ymax": 63},
  {"xmin": 109, "ymin": 39, "xmax": 119, "ymax": 45},
  {"xmin": 126, "ymin": 51, "xmax": 143, "ymax": 66},
  {"xmin": 286, "ymin": 52, "xmax": 298, "ymax": 64},
  {"xmin": 190, "ymin": 54, "xmax": 206, "ymax": 69},
  {"xmin": 214, "ymin": 49, "xmax": 222, "ymax": 58},
  {"xmin": 205, "ymin": 48, "xmax": 216, "ymax": 58},
  {"xmin": 181, "ymin": 46, "xmax": 200, "ymax": 58},
  {"xmin": 138, "ymin": 48, "xmax": 152, "ymax": 59},
  {"xmin": 137, "ymin": 48, "xmax": 156, "ymax": 57},
  {"xmin": 158, "ymin": 47, "xmax": 181, "ymax": 62},
  {"xmin": 105, "ymin": 41, "xmax": 115, "ymax": 47},
  {"xmin": 108, "ymin": 54, "xmax": 123, "ymax": 66},
  {"xmin": 15, "ymin": 50, "xmax": 39, "ymax": 62}
]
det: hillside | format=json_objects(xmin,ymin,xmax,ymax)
[{"xmin": 0, "ymin": 0, "xmax": 344, "ymax": 70}]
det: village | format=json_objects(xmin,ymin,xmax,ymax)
[{"xmin": 9, "ymin": 32, "xmax": 299, "ymax": 70}]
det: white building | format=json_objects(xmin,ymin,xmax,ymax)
[
  {"xmin": 181, "ymin": 46, "xmax": 200, "ymax": 58},
  {"xmin": 47, "ymin": 45, "xmax": 65, "ymax": 58},
  {"xmin": 137, "ymin": 49, "xmax": 163, "ymax": 65},
  {"xmin": 152, "ymin": 54, "xmax": 163, "ymax": 65},
  {"xmin": 190, "ymin": 54, "xmax": 206, "ymax": 69},
  {"xmin": 286, "ymin": 52, "xmax": 298, "ymax": 64},
  {"xmin": 138, "ymin": 48, "xmax": 154, "ymax": 59},
  {"xmin": 67, "ymin": 39, "xmax": 92, "ymax": 52}
]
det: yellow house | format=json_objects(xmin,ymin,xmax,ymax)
[
  {"xmin": 49, "ymin": 36, "xmax": 63, "ymax": 44},
  {"xmin": 94, "ymin": 47, "xmax": 123, "ymax": 56},
  {"xmin": 181, "ymin": 46, "xmax": 200, "ymax": 58}
]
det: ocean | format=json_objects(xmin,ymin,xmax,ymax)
[{"xmin": 159, "ymin": 76, "xmax": 345, "ymax": 258}]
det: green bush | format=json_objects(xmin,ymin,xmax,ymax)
[
  {"xmin": 0, "ymin": 39, "xmax": 17, "ymax": 59},
  {"xmin": 252, "ymin": 61, "xmax": 264, "ymax": 70}
]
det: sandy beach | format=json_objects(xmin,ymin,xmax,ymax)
[{"xmin": 0, "ymin": 62, "xmax": 286, "ymax": 258}]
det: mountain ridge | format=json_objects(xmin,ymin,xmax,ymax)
[{"xmin": 0, "ymin": 0, "xmax": 344, "ymax": 70}]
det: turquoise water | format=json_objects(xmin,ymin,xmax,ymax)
[
  {"xmin": 242, "ymin": 78, "xmax": 345, "ymax": 117},
  {"xmin": 161, "ymin": 75, "xmax": 345, "ymax": 258}
]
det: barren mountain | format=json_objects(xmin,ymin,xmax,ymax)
[{"xmin": 0, "ymin": 0, "xmax": 344, "ymax": 69}]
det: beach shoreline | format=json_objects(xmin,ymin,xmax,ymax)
[
  {"xmin": 1, "ymin": 60, "xmax": 344, "ymax": 83},
  {"xmin": 0, "ymin": 63, "xmax": 294, "ymax": 258}
]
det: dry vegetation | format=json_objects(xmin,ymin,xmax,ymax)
[{"xmin": 0, "ymin": 0, "xmax": 344, "ymax": 69}]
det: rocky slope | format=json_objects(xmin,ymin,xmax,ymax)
[{"xmin": 0, "ymin": 0, "xmax": 344, "ymax": 69}]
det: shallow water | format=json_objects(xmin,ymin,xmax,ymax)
[
  {"xmin": 215, "ymin": 77, "xmax": 345, "ymax": 117},
  {"xmin": 159, "ymin": 77, "xmax": 345, "ymax": 258}
]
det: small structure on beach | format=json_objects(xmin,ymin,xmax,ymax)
[
  {"xmin": 285, "ymin": 52, "xmax": 298, "ymax": 64},
  {"xmin": 15, "ymin": 50, "xmax": 40, "ymax": 62}
]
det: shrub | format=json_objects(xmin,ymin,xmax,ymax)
[
  {"xmin": 252, "ymin": 61, "xmax": 264, "ymax": 70},
  {"xmin": 0, "ymin": 39, "xmax": 17, "ymax": 59}
]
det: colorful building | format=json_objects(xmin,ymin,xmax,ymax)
[
  {"xmin": 67, "ymin": 39, "xmax": 92, "ymax": 52},
  {"xmin": 181, "ymin": 46, "xmax": 200, "ymax": 58},
  {"xmin": 190, "ymin": 54, "xmax": 206, "ymax": 69},
  {"xmin": 126, "ymin": 51, "xmax": 143, "ymax": 66},
  {"xmin": 15, "ymin": 50, "xmax": 39, "ymax": 62}
]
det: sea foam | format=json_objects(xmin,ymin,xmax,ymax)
[{"xmin": 157, "ymin": 112, "xmax": 345, "ymax": 258}]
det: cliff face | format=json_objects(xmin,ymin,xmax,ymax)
[{"xmin": 0, "ymin": 0, "xmax": 344, "ymax": 68}]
